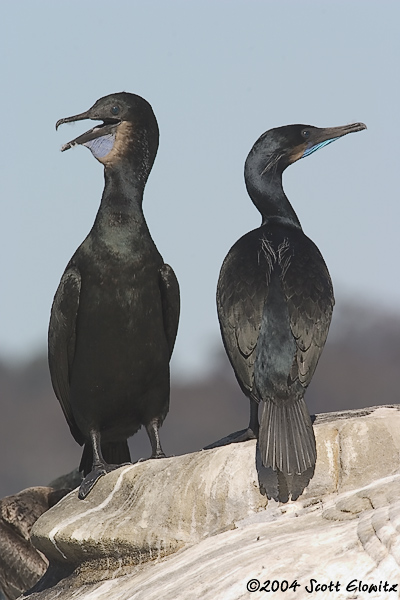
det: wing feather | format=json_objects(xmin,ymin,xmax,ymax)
[
  {"xmin": 48, "ymin": 266, "xmax": 83, "ymax": 444},
  {"xmin": 281, "ymin": 237, "xmax": 334, "ymax": 388},
  {"xmin": 217, "ymin": 233, "xmax": 269, "ymax": 394},
  {"xmin": 159, "ymin": 264, "xmax": 180, "ymax": 358}
]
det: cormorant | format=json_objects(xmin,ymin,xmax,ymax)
[
  {"xmin": 217, "ymin": 122, "xmax": 366, "ymax": 475},
  {"xmin": 49, "ymin": 93, "xmax": 180, "ymax": 499}
]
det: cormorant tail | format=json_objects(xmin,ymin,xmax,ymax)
[
  {"xmin": 259, "ymin": 397, "xmax": 316, "ymax": 474},
  {"xmin": 79, "ymin": 440, "xmax": 131, "ymax": 476}
]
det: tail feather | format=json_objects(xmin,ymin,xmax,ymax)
[
  {"xmin": 79, "ymin": 440, "xmax": 131, "ymax": 476},
  {"xmin": 259, "ymin": 397, "xmax": 316, "ymax": 474}
]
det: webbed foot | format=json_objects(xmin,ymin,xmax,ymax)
[
  {"xmin": 78, "ymin": 462, "xmax": 131, "ymax": 499},
  {"xmin": 203, "ymin": 427, "xmax": 258, "ymax": 450},
  {"xmin": 137, "ymin": 451, "xmax": 166, "ymax": 463}
]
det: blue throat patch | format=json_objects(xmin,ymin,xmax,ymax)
[
  {"xmin": 302, "ymin": 137, "xmax": 338, "ymax": 158},
  {"xmin": 83, "ymin": 133, "xmax": 116, "ymax": 159}
]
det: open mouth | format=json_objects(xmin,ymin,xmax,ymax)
[{"xmin": 56, "ymin": 117, "xmax": 121, "ymax": 152}]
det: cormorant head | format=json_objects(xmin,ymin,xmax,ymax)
[
  {"xmin": 246, "ymin": 122, "xmax": 367, "ymax": 180},
  {"xmin": 244, "ymin": 122, "xmax": 366, "ymax": 222},
  {"xmin": 56, "ymin": 92, "xmax": 159, "ymax": 170}
]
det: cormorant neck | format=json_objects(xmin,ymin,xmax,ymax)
[
  {"xmin": 244, "ymin": 155, "xmax": 302, "ymax": 228},
  {"xmin": 93, "ymin": 163, "xmax": 148, "ymax": 233},
  {"xmin": 104, "ymin": 163, "xmax": 145, "ymax": 208},
  {"xmin": 93, "ymin": 121, "xmax": 158, "ymax": 228}
]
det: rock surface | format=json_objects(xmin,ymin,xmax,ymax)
[
  {"xmin": 27, "ymin": 405, "xmax": 400, "ymax": 599},
  {"xmin": 0, "ymin": 487, "xmax": 69, "ymax": 600}
]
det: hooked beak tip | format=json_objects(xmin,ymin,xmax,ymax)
[
  {"xmin": 346, "ymin": 122, "xmax": 367, "ymax": 134},
  {"xmin": 55, "ymin": 117, "xmax": 69, "ymax": 131},
  {"xmin": 55, "ymin": 110, "xmax": 91, "ymax": 132},
  {"xmin": 355, "ymin": 122, "xmax": 367, "ymax": 132}
]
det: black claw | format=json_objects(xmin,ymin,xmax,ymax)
[
  {"xmin": 203, "ymin": 427, "xmax": 258, "ymax": 450},
  {"xmin": 137, "ymin": 452, "xmax": 166, "ymax": 463},
  {"xmin": 78, "ymin": 462, "xmax": 132, "ymax": 499},
  {"xmin": 78, "ymin": 467, "xmax": 107, "ymax": 499},
  {"xmin": 151, "ymin": 450, "xmax": 166, "ymax": 459}
]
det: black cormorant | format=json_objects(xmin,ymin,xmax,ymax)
[
  {"xmin": 217, "ymin": 122, "xmax": 366, "ymax": 475},
  {"xmin": 49, "ymin": 93, "xmax": 180, "ymax": 499}
]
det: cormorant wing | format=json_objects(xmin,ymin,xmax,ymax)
[
  {"xmin": 282, "ymin": 241, "xmax": 334, "ymax": 388},
  {"xmin": 48, "ymin": 266, "xmax": 84, "ymax": 445},
  {"xmin": 159, "ymin": 264, "xmax": 180, "ymax": 357},
  {"xmin": 217, "ymin": 251, "xmax": 269, "ymax": 395}
]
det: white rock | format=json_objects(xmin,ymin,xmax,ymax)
[{"xmin": 27, "ymin": 405, "xmax": 400, "ymax": 599}]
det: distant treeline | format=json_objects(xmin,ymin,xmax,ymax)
[{"xmin": 0, "ymin": 302, "xmax": 399, "ymax": 498}]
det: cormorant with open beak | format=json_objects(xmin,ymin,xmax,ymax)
[{"xmin": 49, "ymin": 93, "xmax": 180, "ymax": 498}]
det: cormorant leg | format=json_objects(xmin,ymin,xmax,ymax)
[
  {"xmin": 248, "ymin": 397, "xmax": 260, "ymax": 438},
  {"xmin": 145, "ymin": 419, "xmax": 166, "ymax": 459},
  {"xmin": 78, "ymin": 430, "xmax": 130, "ymax": 499},
  {"xmin": 91, "ymin": 429, "xmax": 106, "ymax": 468},
  {"xmin": 225, "ymin": 397, "xmax": 259, "ymax": 442},
  {"xmin": 78, "ymin": 430, "xmax": 108, "ymax": 499}
]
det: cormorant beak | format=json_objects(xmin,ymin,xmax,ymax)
[
  {"xmin": 300, "ymin": 122, "xmax": 367, "ymax": 160},
  {"xmin": 56, "ymin": 110, "xmax": 121, "ymax": 152}
]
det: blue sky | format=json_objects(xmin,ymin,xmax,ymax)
[{"xmin": 1, "ymin": 1, "xmax": 399, "ymax": 376}]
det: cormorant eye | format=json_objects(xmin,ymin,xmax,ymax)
[
  {"xmin": 111, "ymin": 106, "xmax": 120, "ymax": 116},
  {"xmin": 301, "ymin": 129, "xmax": 310, "ymax": 139}
]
